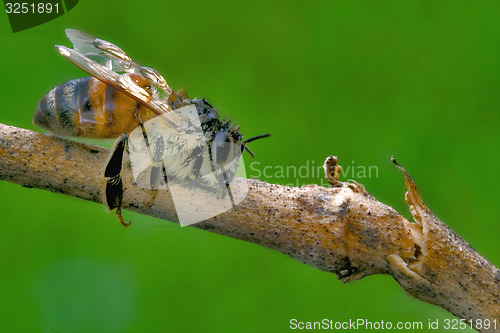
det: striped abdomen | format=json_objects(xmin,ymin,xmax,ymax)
[{"xmin": 34, "ymin": 77, "xmax": 156, "ymax": 138}]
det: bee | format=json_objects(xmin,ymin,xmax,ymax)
[{"xmin": 34, "ymin": 29, "xmax": 270, "ymax": 226}]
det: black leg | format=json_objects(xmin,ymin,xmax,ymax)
[
  {"xmin": 149, "ymin": 133, "xmax": 166, "ymax": 189},
  {"xmin": 208, "ymin": 144, "xmax": 236, "ymax": 207},
  {"xmin": 104, "ymin": 133, "xmax": 130, "ymax": 226},
  {"xmin": 222, "ymin": 167, "xmax": 236, "ymax": 207},
  {"xmin": 138, "ymin": 125, "xmax": 167, "ymax": 208}
]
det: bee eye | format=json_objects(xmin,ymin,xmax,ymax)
[{"xmin": 212, "ymin": 131, "xmax": 234, "ymax": 166}]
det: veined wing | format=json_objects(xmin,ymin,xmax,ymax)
[{"xmin": 57, "ymin": 29, "xmax": 176, "ymax": 124}]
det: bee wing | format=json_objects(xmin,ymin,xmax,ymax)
[
  {"xmin": 65, "ymin": 30, "xmax": 171, "ymax": 97},
  {"xmin": 65, "ymin": 29, "xmax": 98, "ymax": 54},
  {"xmin": 56, "ymin": 45, "xmax": 175, "ymax": 123},
  {"xmin": 57, "ymin": 30, "xmax": 177, "ymax": 125},
  {"xmin": 65, "ymin": 29, "xmax": 132, "ymax": 72}
]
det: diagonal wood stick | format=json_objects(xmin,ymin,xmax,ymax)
[{"xmin": 0, "ymin": 123, "xmax": 498, "ymax": 332}]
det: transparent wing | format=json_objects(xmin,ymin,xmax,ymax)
[
  {"xmin": 66, "ymin": 29, "xmax": 102, "ymax": 55},
  {"xmin": 66, "ymin": 29, "xmax": 133, "ymax": 72},
  {"xmin": 66, "ymin": 30, "xmax": 171, "ymax": 98},
  {"xmin": 57, "ymin": 29, "xmax": 175, "ymax": 122}
]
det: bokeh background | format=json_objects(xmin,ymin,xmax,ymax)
[{"xmin": 1, "ymin": 1, "xmax": 499, "ymax": 332}]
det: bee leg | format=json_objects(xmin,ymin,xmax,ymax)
[
  {"xmin": 207, "ymin": 144, "xmax": 236, "ymax": 206},
  {"xmin": 136, "ymin": 122, "xmax": 157, "ymax": 207},
  {"xmin": 222, "ymin": 169, "xmax": 236, "ymax": 207},
  {"xmin": 144, "ymin": 157, "xmax": 170, "ymax": 208},
  {"xmin": 143, "ymin": 165, "xmax": 160, "ymax": 208},
  {"xmin": 214, "ymin": 165, "xmax": 235, "ymax": 207},
  {"xmin": 104, "ymin": 134, "xmax": 130, "ymax": 227},
  {"xmin": 141, "ymin": 128, "xmax": 169, "ymax": 208}
]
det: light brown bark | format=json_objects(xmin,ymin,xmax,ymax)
[{"xmin": 0, "ymin": 123, "xmax": 498, "ymax": 332}]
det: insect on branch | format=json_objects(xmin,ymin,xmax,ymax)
[{"xmin": 35, "ymin": 29, "xmax": 271, "ymax": 227}]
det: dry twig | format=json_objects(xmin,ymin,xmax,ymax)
[{"xmin": 0, "ymin": 123, "xmax": 498, "ymax": 332}]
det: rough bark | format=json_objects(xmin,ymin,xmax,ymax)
[{"xmin": 0, "ymin": 123, "xmax": 498, "ymax": 332}]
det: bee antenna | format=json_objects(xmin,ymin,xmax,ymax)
[
  {"xmin": 243, "ymin": 145, "xmax": 255, "ymax": 158},
  {"xmin": 242, "ymin": 133, "xmax": 271, "ymax": 158},
  {"xmin": 243, "ymin": 133, "xmax": 271, "ymax": 144}
]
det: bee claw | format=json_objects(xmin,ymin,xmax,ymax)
[{"xmin": 116, "ymin": 207, "xmax": 131, "ymax": 227}]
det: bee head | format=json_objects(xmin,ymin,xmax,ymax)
[
  {"xmin": 211, "ymin": 129, "xmax": 243, "ymax": 167},
  {"xmin": 211, "ymin": 126, "xmax": 270, "ymax": 166}
]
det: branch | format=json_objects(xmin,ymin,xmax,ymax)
[{"xmin": 0, "ymin": 123, "xmax": 498, "ymax": 332}]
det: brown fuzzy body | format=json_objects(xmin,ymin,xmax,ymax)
[{"xmin": 34, "ymin": 76, "xmax": 156, "ymax": 138}]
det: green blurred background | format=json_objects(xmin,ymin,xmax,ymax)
[{"xmin": 1, "ymin": 1, "xmax": 499, "ymax": 332}]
